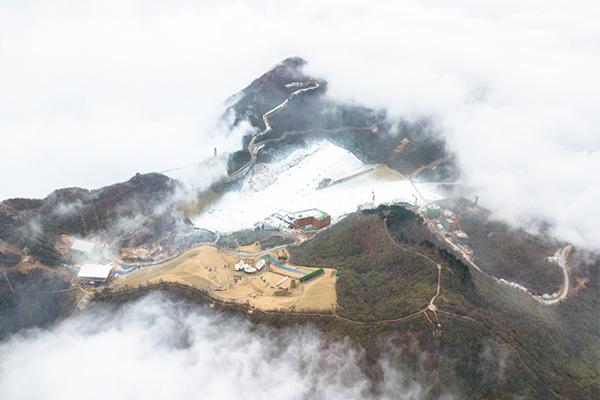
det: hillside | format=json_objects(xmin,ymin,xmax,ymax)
[
  {"xmin": 0, "ymin": 173, "xmax": 212, "ymax": 265},
  {"xmin": 0, "ymin": 268, "xmax": 74, "ymax": 340},
  {"xmin": 225, "ymin": 57, "xmax": 458, "ymax": 181},
  {"xmin": 435, "ymin": 198, "xmax": 564, "ymax": 294},
  {"xmin": 289, "ymin": 205, "xmax": 599, "ymax": 399},
  {"xmin": 0, "ymin": 57, "xmax": 596, "ymax": 400}
]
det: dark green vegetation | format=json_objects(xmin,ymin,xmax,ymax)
[
  {"xmin": 299, "ymin": 268, "xmax": 324, "ymax": 282},
  {"xmin": 93, "ymin": 204, "xmax": 598, "ymax": 399},
  {"xmin": 550, "ymin": 250, "xmax": 600, "ymax": 392},
  {"xmin": 289, "ymin": 205, "xmax": 599, "ymax": 399},
  {"xmin": 0, "ymin": 251, "xmax": 21, "ymax": 267},
  {"xmin": 292, "ymin": 211, "xmax": 439, "ymax": 321},
  {"xmin": 437, "ymin": 198, "xmax": 563, "ymax": 294},
  {"xmin": 0, "ymin": 269, "xmax": 74, "ymax": 340},
  {"xmin": 2, "ymin": 56, "xmax": 597, "ymax": 399}
]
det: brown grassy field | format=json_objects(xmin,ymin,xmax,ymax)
[{"xmin": 111, "ymin": 245, "xmax": 336, "ymax": 313}]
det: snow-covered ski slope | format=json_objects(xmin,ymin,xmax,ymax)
[{"xmin": 192, "ymin": 140, "xmax": 442, "ymax": 232}]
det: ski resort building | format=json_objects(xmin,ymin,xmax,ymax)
[
  {"xmin": 260, "ymin": 209, "xmax": 331, "ymax": 233},
  {"xmin": 290, "ymin": 209, "xmax": 331, "ymax": 231},
  {"xmin": 77, "ymin": 264, "xmax": 113, "ymax": 284}
]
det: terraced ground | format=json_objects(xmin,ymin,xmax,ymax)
[{"xmin": 109, "ymin": 245, "xmax": 337, "ymax": 313}]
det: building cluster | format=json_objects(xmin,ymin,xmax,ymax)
[
  {"xmin": 498, "ymin": 278, "xmax": 558, "ymax": 300},
  {"xmin": 422, "ymin": 204, "xmax": 472, "ymax": 254},
  {"xmin": 541, "ymin": 292, "xmax": 559, "ymax": 300},
  {"xmin": 258, "ymin": 208, "xmax": 331, "ymax": 234},
  {"xmin": 77, "ymin": 263, "xmax": 114, "ymax": 285},
  {"xmin": 498, "ymin": 278, "xmax": 529, "ymax": 293},
  {"xmin": 234, "ymin": 258, "xmax": 266, "ymax": 274}
]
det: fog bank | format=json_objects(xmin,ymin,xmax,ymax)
[{"xmin": 0, "ymin": 294, "xmax": 427, "ymax": 400}]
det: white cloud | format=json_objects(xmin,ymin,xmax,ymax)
[
  {"xmin": 0, "ymin": 0, "xmax": 598, "ymax": 247},
  {"xmin": 0, "ymin": 294, "xmax": 424, "ymax": 400}
]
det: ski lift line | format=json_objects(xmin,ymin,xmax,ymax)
[
  {"xmin": 158, "ymin": 155, "xmax": 221, "ymax": 174},
  {"xmin": 158, "ymin": 163, "xmax": 201, "ymax": 174},
  {"xmin": 2, "ymin": 272, "xmax": 15, "ymax": 293},
  {"xmin": 3, "ymin": 154, "xmax": 209, "ymax": 260},
  {"xmin": 4, "ymin": 83, "xmax": 325, "ymax": 254},
  {"xmin": 4, "ymin": 81, "xmax": 335, "ymax": 254}
]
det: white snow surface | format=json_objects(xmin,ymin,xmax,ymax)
[{"xmin": 192, "ymin": 140, "xmax": 442, "ymax": 232}]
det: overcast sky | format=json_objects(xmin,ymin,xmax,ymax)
[{"xmin": 1, "ymin": 0, "xmax": 598, "ymax": 248}]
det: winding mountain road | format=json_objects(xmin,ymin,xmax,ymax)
[
  {"xmin": 543, "ymin": 245, "xmax": 572, "ymax": 305},
  {"xmin": 226, "ymin": 81, "xmax": 321, "ymax": 183},
  {"xmin": 414, "ymin": 193, "xmax": 572, "ymax": 306}
]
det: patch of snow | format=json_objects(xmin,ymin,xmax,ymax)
[
  {"xmin": 192, "ymin": 140, "xmax": 442, "ymax": 232},
  {"xmin": 72, "ymin": 239, "xmax": 96, "ymax": 253}
]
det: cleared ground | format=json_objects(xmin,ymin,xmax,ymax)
[
  {"xmin": 0, "ymin": 240, "xmax": 71, "ymax": 279},
  {"xmin": 110, "ymin": 245, "xmax": 336, "ymax": 313},
  {"xmin": 236, "ymin": 242, "xmax": 263, "ymax": 253}
]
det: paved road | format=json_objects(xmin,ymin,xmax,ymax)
[
  {"xmin": 226, "ymin": 81, "xmax": 321, "ymax": 183},
  {"xmin": 541, "ymin": 245, "xmax": 572, "ymax": 305},
  {"xmin": 408, "ymin": 174, "xmax": 573, "ymax": 306},
  {"xmin": 416, "ymin": 200, "xmax": 572, "ymax": 306}
]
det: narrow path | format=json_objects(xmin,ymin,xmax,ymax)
[
  {"xmin": 103, "ymin": 223, "xmax": 444, "ymax": 328},
  {"xmin": 107, "ymin": 281, "xmax": 431, "ymax": 326},
  {"xmin": 382, "ymin": 216, "xmax": 445, "ymax": 331},
  {"xmin": 43, "ymin": 287, "xmax": 77, "ymax": 294},
  {"xmin": 430, "ymin": 263, "xmax": 443, "ymax": 306},
  {"xmin": 225, "ymin": 244, "xmax": 289, "ymax": 258}
]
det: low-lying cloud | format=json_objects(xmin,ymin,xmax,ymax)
[
  {"xmin": 0, "ymin": 294, "xmax": 427, "ymax": 400},
  {"xmin": 1, "ymin": 0, "xmax": 598, "ymax": 248}
]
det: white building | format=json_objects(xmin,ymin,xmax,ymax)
[
  {"xmin": 77, "ymin": 264, "xmax": 113, "ymax": 284},
  {"xmin": 442, "ymin": 209, "xmax": 455, "ymax": 218},
  {"xmin": 453, "ymin": 230, "xmax": 469, "ymax": 239}
]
